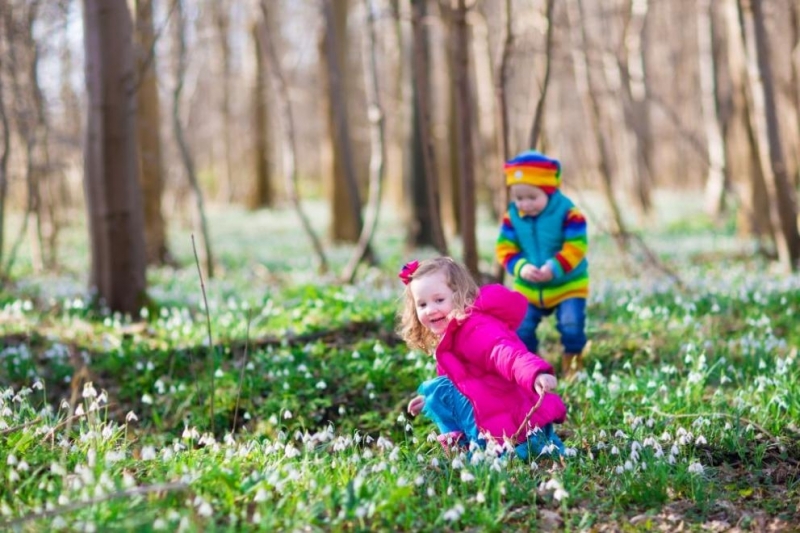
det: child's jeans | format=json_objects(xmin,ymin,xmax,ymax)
[
  {"xmin": 417, "ymin": 376, "xmax": 564, "ymax": 458},
  {"xmin": 517, "ymin": 297, "xmax": 587, "ymax": 354}
]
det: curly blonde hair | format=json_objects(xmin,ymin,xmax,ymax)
[{"xmin": 397, "ymin": 257, "xmax": 479, "ymax": 353}]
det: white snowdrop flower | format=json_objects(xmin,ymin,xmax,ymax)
[
  {"xmin": 530, "ymin": 461, "xmax": 539, "ymax": 471},
  {"xmin": 476, "ymin": 491, "xmax": 486, "ymax": 503},
  {"xmin": 654, "ymin": 447, "xmax": 664, "ymax": 459},
  {"xmin": 643, "ymin": 437, "xmax": 656, "ymax": 447},
  {"xmin": 641, "ymin": 462, "xmax": 647, "ymax": 470},
  {"xmin": 32, "ymin": 380, "xmax": 43, "ymax": 390},
  {"xmin": 141, "ymin": 394, "xmax": 153, "ymax": 405},
  {"xmin": 126, "ymin": 411, "xmax": 138, "ymax": 422},
  {"xmin": 52, "ymin": 517, "xmax": 67, "ymax": 529},
  {"xmin": 615, "ymin": 465, "xmax": 624, "ymax": 474},
  {"xmin": 630, "ymin": 450, "xmax": 640, "ymax": 463},
  {"xmin": 17, "ymin": 460, "xmax": 29, "ymax": 472},
  {"xmin": 671, "ymin": 444, "xmax": 680, "ymax": 455},
  {"xmin": 553, "ymin": 488, "xmax": 569, "ymax": 501},
  {"xmin": 6, "ymin": 454, "xmax": 17, "ymax": 466},
  {"xmin": 610, "ymin": 446, "xmax": 620, "ymax": 455},
  {"xmin": 58, "ymin": 494, "xmax": 69, "ymax": 506},
  {"xmin": 284, "ymin": 444, "xmax": 300, "ymax": 458},
  {"xmin": 460, "ymin": 471, "xmax": 475, "ymax": 483},
  {"xmin": 596, "ymin": 442, "xmax": 606, "ymax": 450},
  {"xmin": 153, "ymin": 518, "xmax": 167, "ymax": 530},
  {"xmin": 443, "ymin": 503, "xmax": 465, "ymax": 521},
  {"xmin": 614, "ymin": 430, "xmax": 627, "ymax": 439},
  {"xmin": 50, "ymin": 463, "xmax": 67, "ymax": 476},
  {"xmin": 389, "ymin": 447, "xmax": 401, "ymax": 462},
  {"xmin": 624, "ymin": 460, "xmax": 634, "ymax": 471},
  {"xmin": 60, "ymin": 399, "xmax": 70, "ymax": 410},
  {"xmin": 75, "ymin": 404, "xmax": 85, "ymax": 417},
  {"xmin": 564, "ymin": 447, "xmax": 577, "ymax": 457},
  {"xmin": 396, "ymin": 477, "xmax": 409, "ymax": 487},
  {"xmin": 82, "ymin": 383, "xmax": 98, "ymax": 399},
  {"xmin": 585, "ymin": 389, "xmax": 595, "ymax": 399},
  {"xmin": 447, "ymin": 486, "xmax": 454, "ymax": 496},
  {"xmin": 405, "ymin": 423, "xmax": 412, "ymax": 432},
  {"xmin": 283, "ymin": 410, "xmax": 292, "ymax": 420},
  {"xmin": 646, "ymin": 418, "xmax": 655, "ymax": 427},
  {"xmin": 427, "ymin": 486, "xmax": 436, "ymax": 497},
  {"xmin": 414, "ymin": 475, "xmax": 425, "ymax": 486},
  {"xmin": 695, "ymin": 436, "xmax": 707, "ymax": 445},
  {"xmin": 87, "ymin": 449, "xmax": 97, "ymax": 468},
  {"xmin": 599, "ymin": 430, "xmax": 607, "ymax": 439},
  {"xmin": 97, "ymin": 391, "xmax": 108, "ymax": 404},
  {"xmin": 660, "ymin": 432, "xmax": 672, "ymax": 442},
  {"xmin": 141, "ymin": 446, "xmax": 157, "ymax": 460},
  {"xmin": 631, "ymin": 441, "xmax": 642, "ymax": 453},
  {"xmin": 452, "ymin": 457, "xmax": 464, "ymax": 469},
  {"xmin": 688, "ymin": 461, "xmax": 704, "ymax": 474},
  {"xmin": 430, "ymin": 457, "xmax": 439, "ymax": 468},
  {"xmin": 197, "ymin": 501, "xmax": 213, "ymax": 517},
  {"xmin": 315, "ymin": 381, "xmax": 327, "ymax": 390},
  {"xmin": 8, "ymin": 470, "xmax": 19, "ymax": 483},
  {"xmin": 101, "ymin": 426, "xmax": 114, "ymax": 440},
  {"xmin": 724, "ymin": 422, "xmax": 732, "ymax": 430},
  {"xmin": 676, "ymin": 427, "xmax": 688, "ymax": 437},
  {"xmin": 667, "ymin": 454, "xmax": 676, "ymax": 465}
]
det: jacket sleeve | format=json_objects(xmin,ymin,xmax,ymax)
[
  {"xmin": 462, "ymin": 320, "xmax": 555, "ymax": 391},
  {"xmin": 496, "ymin": 211, "xmax": 529, "ymax": 277},
  {"xmin": 545, "ymin": 206, "xmax": 588, "ymax": 280}
]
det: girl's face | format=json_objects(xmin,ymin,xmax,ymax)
[
  {"xmin": 510, "ymin": 183, "xmax": 549, "ymax": 216},
  {"xmin": 410, "ymin": 270, "xmax": 455, "ymax": 336}
]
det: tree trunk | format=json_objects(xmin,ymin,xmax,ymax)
[
  {"xmin": 259, "ymin": 1, "xmax": 328, "ymax": 273},
  {"xmin": 408, "ymin": 0, "xmax": 448, "ymax": 254},
  {"xmin": 0, "ymin": 21, "xmax": 9, "ymax": 273},
  {"xmin": 83, "ymin": 0, "xmax": 147, "ymax": 314},
  {"xmin": 250, "ymin": 22, "xmax": 273, "ymax": 209},
  {"xmin": 213, "ymin": 0, "xmax": 234, "ymax": 202},
  {"xmin": 172, "ymin": 0, "xmax": 214, "ymax": 279},
  {"xmin": 748, "ymin": 0, "xmax": 800, "ymax": 269},
  {"xmin": 701, "ymin": 0, "xmax": 730, "ymax": 217},
  {"xmin": 342, "ymin": 0, "xmax": 385, "ymax": 282},
  {"xmin": 453, "ymin": 0, "xmax": 478, "ymax": 278},
  {"xmin": 723, "ymin": 0, "xmax": 773, "ymax": 245},
  {"xmin": 618, "ymin": 0, "xmax": 654, "ymax": 215},
  {"xmin": 320, "ymin": 0, "xmax": 362, "ymax": 244},
  {"xmin": 134, "ymin": 0, "xmax": 170, "ymax": 265},
  {"xmin": 528, "ymin": 0, "xmax": 556, "ymax": 151}
]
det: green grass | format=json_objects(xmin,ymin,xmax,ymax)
[{"xmin": 1, "ymin": 197, "xmax": 799, "ymax": 531}]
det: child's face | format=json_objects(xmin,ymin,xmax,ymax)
[
  {"xmin": 410, "ymin": 270, "xmax": 455, "ymax": 336},
  {"xmin": 510, "ymin": 184, "xmax": 549, "ymax": 216}
]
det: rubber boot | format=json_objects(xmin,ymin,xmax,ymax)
[{"xmin": 561, "ymin": 352, "xmax": 583, "ymax": 379}]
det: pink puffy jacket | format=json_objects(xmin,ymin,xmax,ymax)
[{"xmin": 435, "ymin": 284, "xmax": 567, "ymax": 443}]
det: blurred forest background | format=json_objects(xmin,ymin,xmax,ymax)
[{"xmin": 0, "ymin": 0, "xmax": 798, "ymax": 313}]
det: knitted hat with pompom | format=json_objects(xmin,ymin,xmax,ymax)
[{"xmin": 504, "ymin": 150, "xmax": 561, "ymax": 195}]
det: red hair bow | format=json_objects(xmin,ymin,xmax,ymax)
[{"xmin": 398, "ymin": 260, "xmax": 420, "ymax": 285}]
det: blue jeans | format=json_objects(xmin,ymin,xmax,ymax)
[
  {"xmin": 517, "ymin": 298, "xmax": 587, "ymax": 354},
  {"xmin": 418, "ymin": 376, "xmax": 563, "ymax": 458}
]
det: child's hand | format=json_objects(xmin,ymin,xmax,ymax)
[
  {"xmin": 407, "ymin": 395, "xmax": 426, "ymax": 417},
  {"xmin": 534, "ymin": 374, "xmax": 558, "ymax": 396},
  {"xmin": 520, "ymin": 264, "xmax": 539, "ymax": 282},
  {"xmin": 530, "ymin": 264, "xmax": 554, "ymax": 282}
]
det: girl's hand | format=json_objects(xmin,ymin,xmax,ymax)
[
  {"xmin": 534, "ymin": 374, "xmax": 558, "ymax": 396},
  {"xmin": 407, "ymin": 395, "xmax": 426, "ymax": 417}
]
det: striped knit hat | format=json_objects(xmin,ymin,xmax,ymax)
[{"xmin": 504, "ymin": 150, "xmax": 561, "ymax": 195}]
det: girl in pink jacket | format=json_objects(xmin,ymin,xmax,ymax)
[{"xmin": 398, "ymin": 257, "xmax": 567, "ymax": 459}]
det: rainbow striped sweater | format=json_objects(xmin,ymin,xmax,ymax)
[{"xmin": 495, "ymin": 190, "xmax": 589, "ymax": 309}]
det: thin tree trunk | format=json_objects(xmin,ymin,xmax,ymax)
[
  {"xmin": 453, "ymin": 0, "xmax": 477, "ymax": 278},
  {"xmin": 410, "ymin": 0, "xmax": 448, "ymax": 255},
  {"xmin": 749, "ymin": 0, "xmax": 800, "ymax": 269},
  {"xmin": 0, "ymin": 18, "xmax": 9, "ymax": 273},
  {"xmin": 701, "ymin": 0, "xmax": 729, "ymax": 217},
  {"xmin": 491, "ymin": 0, "xmax": 513, "ymax": 282},
  {"xmin": 320, "ymin": 0, "xmax": 370, "ymax": 254},
  {"xmin": 83, "ymin": 0, "xmax": 147, "ymax": 314},
  {"xmin": 250, "ymin": 22, "xmax": 273, "ymax": 209},
  {"xmin": 213, "ymin": 1, "xmax": 234, "ymax": 202},
  {"xmin": 617, "ymin": 0, "xmax": 653, "ymax": 215},
  {"xmin": 172, "ymin": 0, "xmax": 214, "ymax": 279},
  {"xmin": 569, "ymin": 0, "xmax": 628, "ymax": 248},
  {"xmin": 342, "ymin": 0, "xmax": 385, "ymax": 283},
  {"xmin": 259, "ymin": 1, "xmax": 328, "ymax": 273},
  {"xmin": 528, "ymin": 0, "xmax": 555, "ymax": 150},
  {"xmin": 135, "ymin": 0, "xmax": 171, "ymax": 265}
]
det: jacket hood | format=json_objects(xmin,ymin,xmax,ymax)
[{"xmin": 470, "ymin": 284, "xmax": 527, "ymax": 331}]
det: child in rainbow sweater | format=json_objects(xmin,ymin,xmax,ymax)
[{"xmin": 495, "ymin": 150, "xmax": 589, "ymax": 376}]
